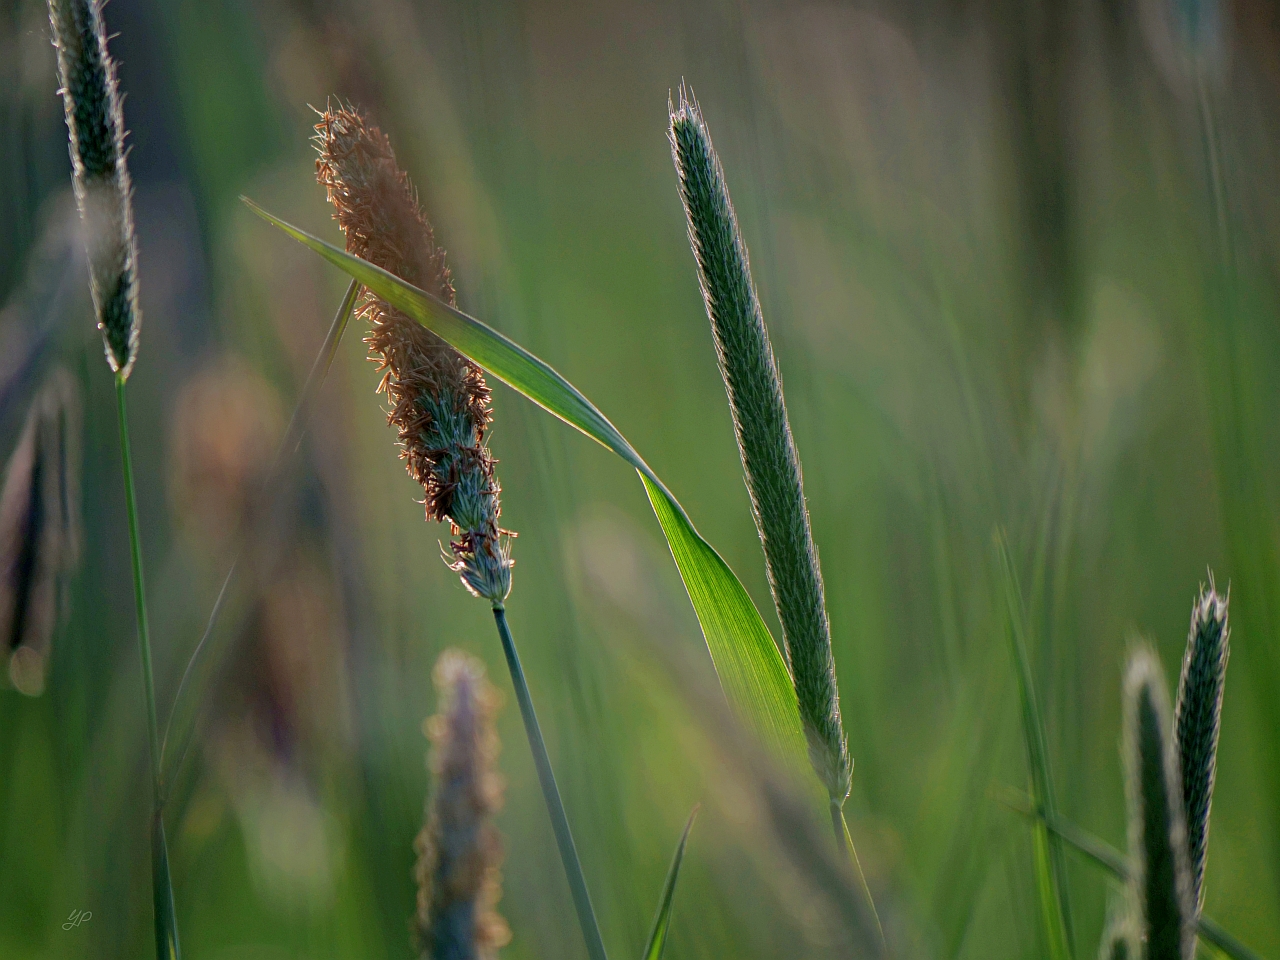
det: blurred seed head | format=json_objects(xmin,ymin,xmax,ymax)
[
  {"xmin": 315, "ymin": 104, "xmax": 512, "ymax": 602},
  {"xmin": 1, "ymin": 371, "xmax": 82, "ymax": 696},
  {"xmin": 168, "ymin": 359, "xmax": 285, "ymax": 555},
  {"xmin": 1123, "ymin": 648, "xmax": 1195, "ymax": 960},
  {"xmin": 47, "ymin": 0, "xmax": 141, "ymax": 377},
  {"xmin": 414, "ymin": 650, "xmax": 509, "ymax": 960},
  {"xmin": 1173, "ymin": 580, "xmax": 1229, "ymax": 910}
]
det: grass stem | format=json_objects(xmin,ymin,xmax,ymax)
[
  {"xmin": 492, "ymin": 604, "xmax": 607, "ymax": 960},
  {"xmin": 831, "ymin": 800, "xmax": 886, "ymax": 952},
  {"xmin": 159, "ymin": 279, "xmax": 359, "ymax": 795},
  {"xmin": 115, "ymin": 374, "xmax": 180, "ymax": 960}
]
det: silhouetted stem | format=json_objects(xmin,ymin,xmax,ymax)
[
  {"xmin": 116, "ymin": 374, "xmax": 181, "ymax": 960},
  {"xmin": 492, "ymin": 604, "xmax": 608, "ymax": 960},
  {"xmin": 831, "ymin": 800, "xmax": 885, "ymax": 951}
]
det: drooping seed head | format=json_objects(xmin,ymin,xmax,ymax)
[
  {"xmin": 1173, "ymin": 581, "xmax": 1229, "ymax": 910},
  {"xmin": 1124, "ymin": 648, "xmax": 1195, "ymax": 960},
  {"xmin": 48, "ymin": 0, "xmax": 141, "ymax": 378},
  {"xmin": 414, "ymin": 650, "xmax": 509, "ymax": 960},
  {"xmin": 669, "ymin": 85, "xmax": 849, "ymax": 800},
  {"xmin": 315, "ymin": 104, "xmax": 512, "ymax": 601},
  {"xmin": 1, "ymin": 371, "xmax": 82, "ymax": 696}
]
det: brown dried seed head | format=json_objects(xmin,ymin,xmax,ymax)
[
  {"xmin": 314, "ymin": 105, "xmax": 512, "ymax": 601},
  {"xmin": 313, "ymin": 102, "xmax": 489, "ymax": 469}
]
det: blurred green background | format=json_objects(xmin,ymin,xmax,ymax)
[{"xmin": 2, "ymin": 0, "xmax": 1279, "ymax": 957}]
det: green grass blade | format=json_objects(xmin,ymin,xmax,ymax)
[
  {"xmin": 242, "ymin": 197, "xmax": 804, "ymax": 762},
  {"xmin": 998, "ymin": 788, "xmax": 1267, "ymax": 960},
  {"xmin": 995, "ymin": 531, "xmax": 1073, "ymax": 960},
  {"xmin": 642, "ymin": 806, "xmax": 699, "ymax": 960}
]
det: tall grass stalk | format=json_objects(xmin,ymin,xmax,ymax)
[
  {"xmin": 667, "ymin": 88, "xmax": 881, "ymax": 939},
  {"xmin": 117, "ymin": 374, "xmax": 179, "ymax": 960},
  {"xmin": 48, "ymin": 1, "xmax": 179, "ymax": 955},
  {"xmin": 312, "ymin": 107, "xmax": 603, "ymax": 958},
  {"xmin": 493, "ymin": 604, "xmax": 608, "ymax": 960},
  {"xmin": 668, "ymin": 87, "xmax": 849, "ymax": 803}
]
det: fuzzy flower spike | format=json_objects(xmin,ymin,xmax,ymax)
[
  {"xmin": 315, "ymin": 105, "xmax": 513, "ymax": 601},
  {"xmin": 414, "ymin": 650, "xmax": 509, "ymax": 960},
  {"xmin": 48, "ymin": 0, "xmax": 141, "ymax": 378}
]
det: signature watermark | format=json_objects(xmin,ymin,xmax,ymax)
[{"xmin": 62, "ymin": 909, "xmax": 92, "ymax": 930}]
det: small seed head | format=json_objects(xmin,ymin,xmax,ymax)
[
  {"xmin": 48, "ymin": 0, "xmax": 141, "ymax": 377},
  {"xmin": 414, "ymin": 650, "xmax": 509, "ymax": 960}
]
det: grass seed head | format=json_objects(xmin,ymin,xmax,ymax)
[
  {"xmin": 1, "ymin": 371, "xmax": 82, "ymax": 696},
  {"xmin": 315, "ymin": 104, "xmax": 512, "ymax": 602},
  {"xmin": 1124, "ymin": 647, "xmax": 1195, "ymax": 960},
  {"xmin": 414, "ymin": 650, "xmax": 509, "ymax": 960},
  {"xmin": 669, "ymin": 85, "xmax": 849, "ymax": 800},
  {"xmin": 1173, "ymin": 580, "xmax": 1229, "ymax": 910},
  {"xmin": 47, "ymin": 0, "xmax": 141, "ymax": 378}
]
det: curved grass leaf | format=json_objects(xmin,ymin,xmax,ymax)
[
  {"xmin": 242, "ymin": 198, "xmax": 804, "ymax": 762},
  {"xmin": 643, "ymin": 806, "xmax": 699, "ymax": 960},
  {"xmin": 996, "ymin": 531, "xmax": 1073, "ymax": 960}
]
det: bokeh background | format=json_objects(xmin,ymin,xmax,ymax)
[{"xmin": 2, "ymin": 0, "xmax": 1279, "ymax": 957}]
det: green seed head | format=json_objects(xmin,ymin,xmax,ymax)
[
  {"xmin": 669, "ymin": 85, "xmax": 849, "ymax": 800},
  {"xmin": 1174, "ymin": 581, "xmax": 1229, "ymax": 910},
  {"xmin": 48, "ymin": 0, "xmax": 140, "ymax": 378},
  {"xmin": 1124, "ymin": 648, "xmax": 1195, "ymax": 960}
]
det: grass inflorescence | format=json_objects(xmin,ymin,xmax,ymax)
[
  {"xmin": 48, "ymin": 0, "xmax": 140, "ymax": 378},
  {"xmin": 1124, "ymin": 648, "xmax": 1195, "ymax": 960},
  {"xmin": 1174, "ymin": 583, "xmax": 1229, "ymax": 910},
  {"xmin": 0, "ymin": 371, "xmax": 81, "ymax": 697},
  {"xmin": 414, "ymin": 650, "xmax": 510, "ymax": 960},
  {"xmin": 668, "ymin": 86, "xmax": 850, "ymax": 808},
  {"xmin": 315, "ymin": 104, "xmax": 513, "ymax": 602}
]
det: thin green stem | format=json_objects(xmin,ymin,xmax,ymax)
[
  {"xmin": 116, "ymin": 374, "xmax": 181, "ymax": 960},
  {"xmin": 116, "ymin": 374, "xmax": 160, "ymax": 796},
  {"xmin": 158, "ymin": 278, "xmax": 359, "ymax": 797},
  {"xmin": 831, "ymin": 800, "xmax": 886, "ymax": 952},
  {"xmin": 492, "ymin": 604, "xmax": 608, "ymax": 960}
]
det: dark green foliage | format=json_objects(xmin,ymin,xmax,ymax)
[
  {"xmin": 1125, "ymin": 650, "xmax": 1194, "ymax": 960},
  {"xmin": 668, "ymin": 87, "xmax": 850, "ymax": 802},
  {"xmin": 1174, "ymin": 585, "xmax": 1229, "ymax": 909},
  {"xmin": 48, "ymin": 0, "xmax": 140, "ymax": 377}
]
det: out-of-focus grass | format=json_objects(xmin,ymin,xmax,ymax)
[{"xmin": 2, "ymin": 0, "xmax": 1280, "ymax": 958}]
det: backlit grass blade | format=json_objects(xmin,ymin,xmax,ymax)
[
  {"xmin": 642, "ymin": 806, "xmax": 699, "ymax": 960},
  {"xmin": 996, "ymin": 531, "xmax": 1073, "ymax": 960},
  {"xmin": 243, "ymin": 198, "xmax": 804, "ymax": 762}
]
